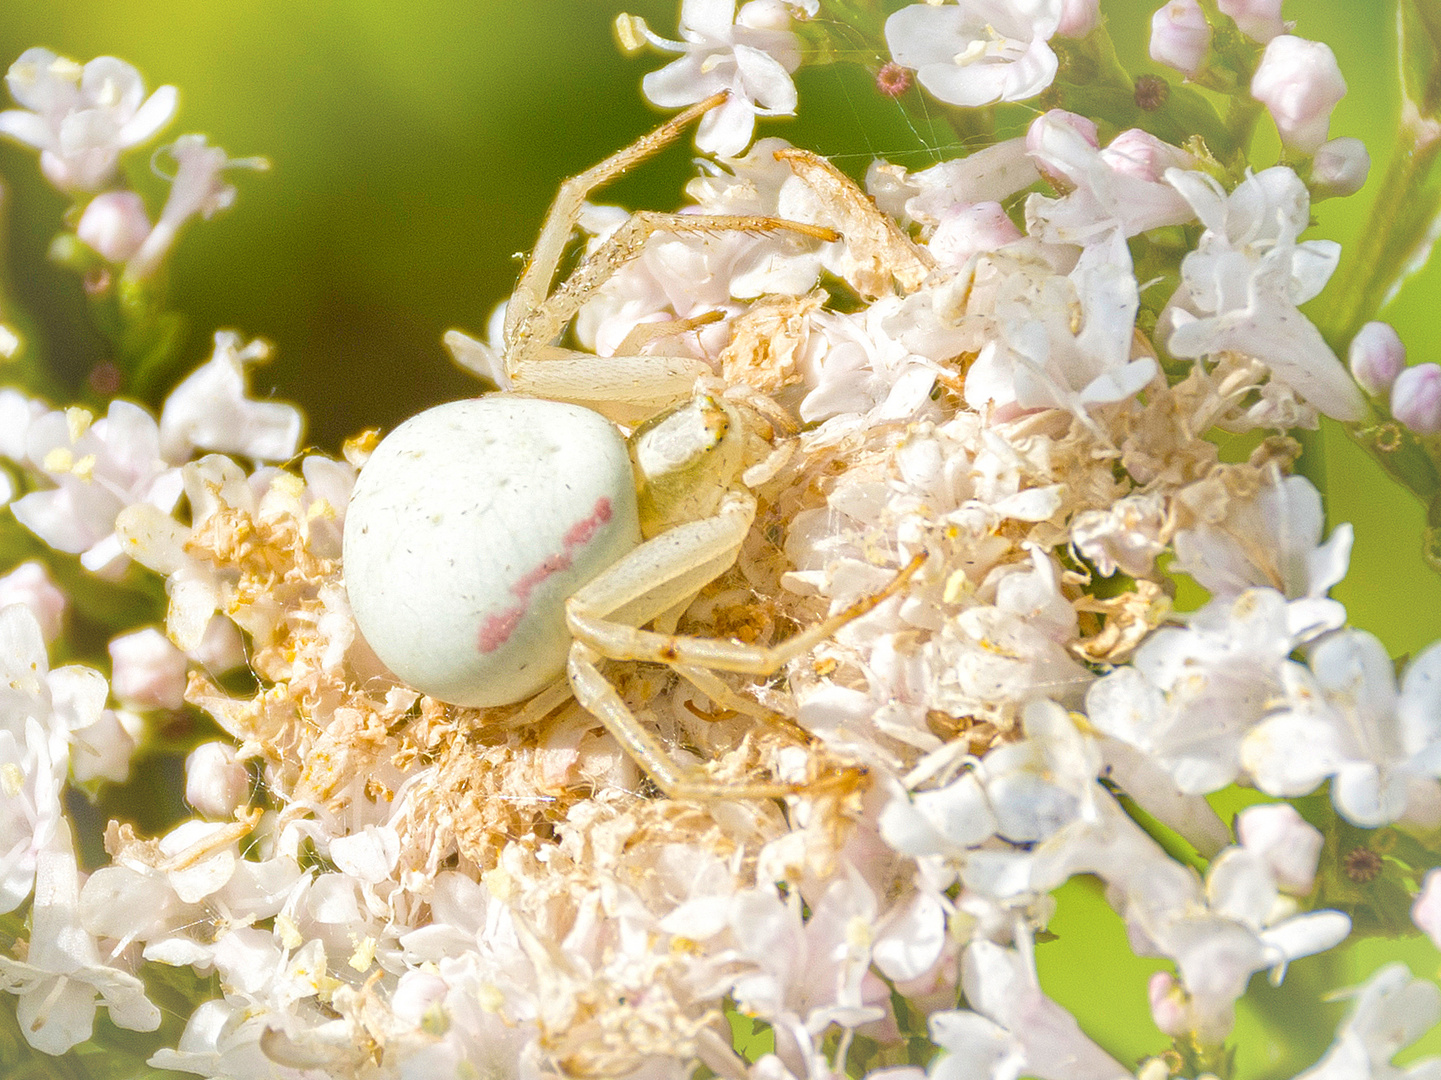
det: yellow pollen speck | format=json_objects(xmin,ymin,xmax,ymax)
[
  {"xmin": 845, "ymin": 915, "xmax": 873, "ymax": 951},
  {"xmin": 0, "ymin": 763, "xmax": 23, "ymax": 798},
  {"xmin": 43, "ymin": 447, "xmax": 74, "ymax": 474},
  {"xmin": 275, "ymin": 913, "xmax": 303, "ymax": 950},
  {"xmin": 483, "ymin": 866, "xmax": 513, "ymax": 902},
  {"xmin": 348, "ymin": 935, "xmax": 376, "ymax": 972},
  {"xmin": 65, "ymin": 406, "xmax": 93, "ymax": 444},
  {"xmin": 614, "ymin": 13, "xmax": 647, "ymax": 54},
  {"xmin": 71, "ymin": 454, "xmax": 96, "ymax": 482},
  {"xmin": 307, "ymin": 498, "xmax": 336, "ymax": 523},
  {"xmin": 421, "ymin": 1001, "xmax": 451, "ymax": 1036},
  {"xmin": 477, "ymin": 983, "xmax": 505, "ymax": 1013},
  {"xmin": 49, "ymin": 57, "xmax": 82, "ymax": 81},
  {"xmin": 954, "ymin": 39, "xmax": 989, "ymax": 65},
  {"xmin": 943, "ymin": 569, "xmax": 972, "ymax": 604}
]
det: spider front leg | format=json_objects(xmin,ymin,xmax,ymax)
[{"xmin": 561, "ymin": 493, "xmax": 925, "ymax": 799}]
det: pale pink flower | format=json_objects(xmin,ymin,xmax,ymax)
[
  {"xmin": 0, "ymin": 561, "xmax": 66, "ymax": 643},
  {"xmin": 0, "ymin": 48, "xmax": 177, "ymax": 192},
  {"xmin": 125, "ymin": 134, "xmax": 268, "ymax": 282},
  {"xmin": 637, "ymin": 0, "xmax": 801, "ymax": 157},
  {"xmin": 885, "ymin": 0, "xmax": 1063, "ymax": 108},
  {"xmin": 108, "ymin": 627, "xmax": 187, "ymax": 710},
  {"xmin": 158, "ymin": 332, "xmax": 302, "ymax": 464}
]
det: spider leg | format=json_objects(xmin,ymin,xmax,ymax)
[
  {"xmin": 568, "ymin": 552, "xmax": 926, "ymax": 675},
  {"xmin": 566, "ymin": 641, "xmax": 836, "ymax": 800},
  {"xmin": 505, "ymin": 92, "xmax": 730, "ymax": 350}
]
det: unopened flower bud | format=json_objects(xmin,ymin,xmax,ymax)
[
  {"xmin": 737, "ymin": 0, "xmax": 790, "ymax": 32},
  {"xmin": 1236, "ymin": 803, "xmax": 1323, "ymax": 894},
  {"xmin": 1349, "ymin": 321, "xmax": 1406, "ymax": 397},
  {"xmin": 1027, "ymin": 110, "xmax": 1098, "ymax": 191},
  {"xmin": 1311, "ymin": 136, "xmax": 1370, "ymax": 198},
  {"xmin": 0, "ymin": 561, "xmax": 66, "ymax": 643},
  {"xmin": 1148, "ymin": 971, "xmax": 1189, "ymax": 1036},
  {"xmin": 1250, "ymin": 36, "xmax": 1347, "ymax": 154},
  {"xmin": 1101, "ymin": 129, "xmax": 1194, "ymax": 182},
  {"xmin": 1391, "ymin": 363, "xmax": 1441, "ymax": 435},
  {"xmin": 1218, "ymin": 0, "xmax": 1284, "ymax": 43},
  {"xmin": 108, "ymin": 627, "xmax": 187, "ymax": 709},
  {"xmin": 1057, "ymin": 0, "xmax": 1101, "ymax": 38},
  {"xmin": 1150, "ymin": 0, "xmax": 1212, "ymax": 78},
  {"xmin": 76, "ymin": 191, "xmax": 152, "ymax": 263},
  {"xmin": 185, "ymin": 741, "xmax": 249, "ymax": 818}
]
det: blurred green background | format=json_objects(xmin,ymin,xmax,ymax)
[{"xmin": 0, "ymin": 1, "xmax": 1437, "ymax": 1076}]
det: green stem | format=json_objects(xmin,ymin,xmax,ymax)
[{"xmin": 1321, "ymin": 110, "xmax": 1441, "ymax": 349}]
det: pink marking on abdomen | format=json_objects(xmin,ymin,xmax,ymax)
[
  {"xmin": 477, "ymin": 605, "xmax": 525, "ymax": 654},
  {"xmin": 476, "ymin": 496, "xmax": 618, "ymax": 655}
]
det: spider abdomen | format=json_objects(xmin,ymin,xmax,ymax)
[{"xmin": 342, "ymin": 396, "xmax": 642, "ymax": 706}]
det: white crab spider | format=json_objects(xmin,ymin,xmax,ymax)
[{"xmin": 343, "ymin": 95, "xmax": 921, "ymax": 799}]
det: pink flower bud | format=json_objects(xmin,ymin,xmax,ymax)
[
  {"xmin": 1250, "ymin": 36, "xmax": 1347, "ymax": 154},
  {"xmin": 1311, "ymin": 136, "xmax": 1370, "ymax": 198},
  {"xmin": 1057, "ymin": 0, "xmax": 1101, "ymax": 38},
  {"xmin": 1150, "ymin": 0, "xmax": 1212, "ymax": 78},
  {"xmin": 76, "ymin": 191, "xmax": 152, "ymax": 263},
  {"xmin": 1100, "ymin": 129, "xmax": 1195, "ymax": 182},
  {"xmin": 1236, "ymin": 803, "xmax": 1323, "ymax": 894},
  {"xmin": 1349, "ymin": 321, "xmax": 1406, "ymax": 397},
  {"xmin": 1413, "ymin": 869, "xmax": 1441, "ymax": 949},
  {"xmin": 1391, "ymin": 363, "xmax": 1441, "ymax": 435},
  {"xmin": 1027, "ymin": 109, "xmax": 1099, "ymax": 156},
  {"xmin": 184, "ymin": 741, "xmax": 250, "ymax": 819},
  {"xmin": 108, "ymin": 627, "xmax": 188, "ymax": 709},
  {"xmin": 1218, "ymin": 0, "xmax": 1284, "ymax": 43},
  {"xmin": 1148, "ymin": 971, "xmax": 1189, "ymax": 1036},
  {"xmin": 0, "ymin": 561, "xmax": 66, "ymax": 643}
]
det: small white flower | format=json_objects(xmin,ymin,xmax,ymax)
[
  {"xmin": 158, "ymin": 331, "xmax": 303, "ymax": 464},
  {"xmin": 637, "ymin": 0, "xmax": 802, "ymax": 157},
  {"xmin": 886, "ymin": 0, "xmax": 1063, "ymax": 109},
  {"xmin": 10, "ymin": 400, "xmax": 183, "ymax": 577},
  {"xmin": 1295, "ymin": 964, "xmax": 1441, "ymax": 1080},
  {"xmin": 1243, "ymin": 630, "xmax": 1441, "ymax": 828},
  {"xmin": 184, "ymin": 742, "xmax": 250, "ymax": 820},
  {"xmin": 928, "ymin": 933, "xmax": 1130, "ymax": 1080},
  {"xmin": 964, "ymin": 235, "xmax": 1155, "ymax": 418},
  {"xmin": 1161, "ymin": 166, "xmax": 1366, "ymax": 421},
  {"xmin": 0, "ymin": 48, "xmax": 177, "ymax": 192},
  {"xmin": 1172, "ymin": 470, "xmax": 1353, "ymax": 601},
  {"xmin": 125, "ymin": 134, "xmax": 268, "ymax": 282},
  {"xmin": 1025, "ymin": 113, "xmax": 1196, "ymax": 244},
  {"xmin": 0, "ymin": 824, "xmax": 160, "ymax": 1055}
]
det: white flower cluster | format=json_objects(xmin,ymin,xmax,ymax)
[{"xmin": 0, "ymin": 6, "xmax": 1438, "ymax": 1080}]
